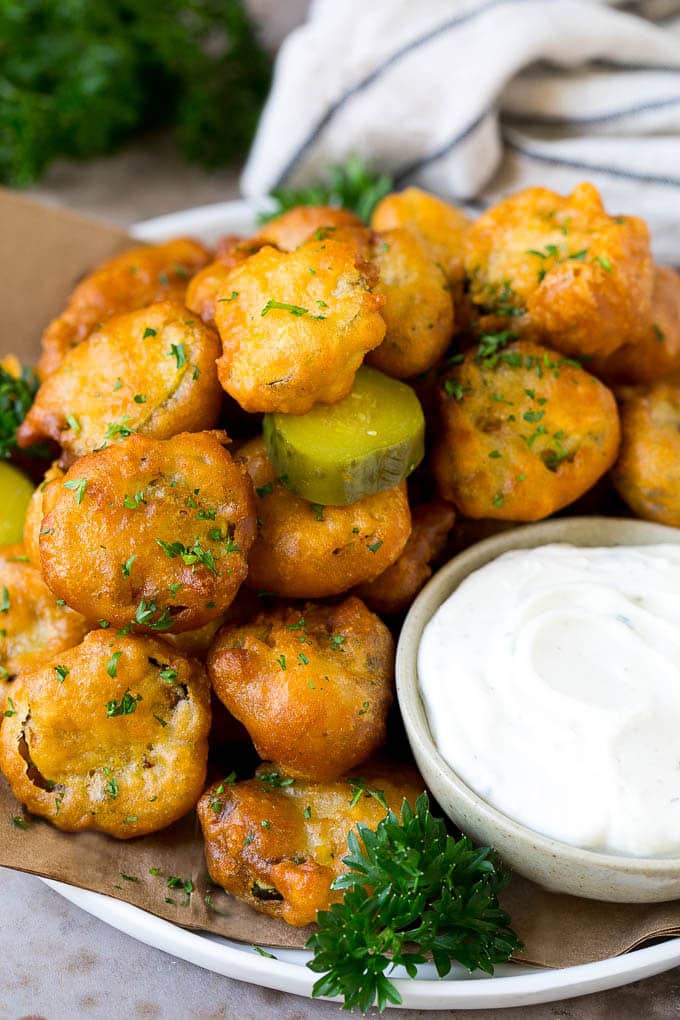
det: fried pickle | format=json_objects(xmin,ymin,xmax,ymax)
[
  {"xmin": 252, "ymin": 205, "xmax": 369, "ymax": 253},
  {"xmin": 464, "ymin": 183, "xmax": 653, "ymax": 359},
  {"xmin": 371, "ymin": 186, "xmax": 470, "ymax": 289},
  {"xmin": 590, "ymin": 266, "xmax": 680, "ymax": 386},
  {"xmin": 0, "ymin": 545, "xmax": 88, "ymax": 697},
  {"xmin": 432, "ymin": 339, "xmax": 620, "ymax": 520},
  {"xmin": 197, "ymin": 761, "xmax": 424, "ymax": 926},
  {"xmin": 354, "ymin": 500, "xmax": 456, "ymax": 614},
  {"xmin": 208, "ymin": 598, "xmax": 393, "ymax": 781},
  {"xmin": 185, "ymin": 239, "xmax": 265, "ymax": 331},
  {"xmin": 0, "ymin": 630, "xmax": 210, "ymax": 837},
  {"xmin": 39, "ymin": 432, "xmax": 256, "ymax": 632},
  {"xmin": 366, "ymin": 229, "xmax": 454, "ymax": 379},
  {"xmin": 214, "ymin": 240, "xmax": 385, "ymax": 414},
  {"xmin": 612, "ymin": 383, "xmax": 680, "ymax": 525},
  {"xmin": 237, "ymin": 438, "xmax": 411, "ymax": 598},
  {"xmin": 38, "ymin": 238, "xmax": 211, "ymax": 376},
  {"xmin": 18, "ymin": 302, "xmax": 223, "ymax": 462},
  {"xmin": 23, "ymin": 463, "xmax": 64, "ymax": 567}
]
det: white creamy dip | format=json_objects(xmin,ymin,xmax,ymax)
[{"xmin": 418, "ymin": 543, "xmax": 680, "ymax": 858}]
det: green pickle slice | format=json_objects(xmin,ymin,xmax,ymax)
[
  {"xmin": 263, "ymin": 366, "xmax": 425, "ymax": 506},
  {"xmin": 0, "ymin": 461, "xmax": 34, "ymax": 545}
]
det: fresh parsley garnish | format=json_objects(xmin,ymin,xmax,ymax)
[
  {"xmin": 105, "ymin": 688, "xmax": 142, "ymax": 717},
  {"xmin": 476, "ymin": 331, "xmax": 517, "ymax": 362},
  {"xmin": 0, "ymin": 3, "xmax": 271, "ymax": 188},
  {"xmin": 106, "ymin": 651, "xmax": 122, "ymax": 678},
  {"xmin": 261, "ymin": 300, "xmax": 309, "ymax": 318},
  {"xmin": 63, "ymin": 477, "xmax": 87, "ymax": 504},
  {"xmin": 105, "ymin": 775, "xmax": 119, "ymax": 800},
  {"xmin": 0, "ymin": 365, "xmax": 47, "ymax": 460},
  {"xmin": 156, "ymin": 537, "xmax": 217, "ymax": 574},
  {"xmin": 104, "ymin": 416, "xmax": 135, "ymax": 441},
  {"xmin": 306, "ymin": 794, "xmax": 521, "ymax": 1013},
  {"xmin": 168, "ymin": 343, "xmax": 187, "ymax": 369},
  {"xmin": 134, "ymin": 599, "xmax": 174, "ymax": 631},
  {"xmin": 259, "ymin": 155, "xmax": 392, "ymax": 225},
  {"xmin": 123, "ymin": 490, "xmax": 146, "ymax": 509},
  {"xmin": 121, "ymin": 555, "xmax": 136, "ymax": 578},
  {"xmin": 258, "ymin": 769, "xmax": 294, "ymax": 789}
]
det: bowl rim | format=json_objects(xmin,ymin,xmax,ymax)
[{"xmin": 395, "ymin": 514, "xmax": 680, "ymax": 873}]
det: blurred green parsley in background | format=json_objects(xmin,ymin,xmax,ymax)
[{"xmin": 0, "ymin": 0, "xmax": 272, "ymax": 186}]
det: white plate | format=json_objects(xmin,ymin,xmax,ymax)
[{"xmin": 41, "ymin": 200, "xmax": 680, "ymax": 1010}]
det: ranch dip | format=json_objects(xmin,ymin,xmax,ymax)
[{"xmin": 418, "ymin": 543, "xmax": 680, "ymax": 857}]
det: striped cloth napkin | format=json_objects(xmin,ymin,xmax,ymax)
[{"xmin": 242, "ymin": 0, "xmax": 680, "ymax": 260}]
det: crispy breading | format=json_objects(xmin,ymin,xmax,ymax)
[
  {"xmin": 197, "ymin": 761, "xmax": 424, "ymax": 926},
  {"xmin": 0, "ymin": 630, "xmax": 210, "ymax": 837},
  {"xmin": 612, "ymin": 383, "xmax": 680, "ymax": 525},
  {"xmin": 23, "ymin": 463, "xmax": 64, "ymax": 567},
  {"xmin": 366, "ymin": 229, "xmax": 454, "ymax": 379},
  {"xmin": 38, "ymin": 238, "xmax": 211, "ymax": 376},
  {"xmin": 236, "ymin": 438, "xmax": 411, "ymax": 598},
  {"xmin": 18, "ymin": 301, "xmax": 223, "ymax": 462},
  {"xmin": 590, "ymin": 267, "xmax": 680, "ymax": 386},
  {"xmin": 214, "ymin": 240, "xmax": 385, "ymax": 414},
  {"xmin": 0, "ymin": 545, "xmax": 87, "ymax": 696},
  {"xmin": 208, "ymin": 598, "xmax": 393, "ymax": 781},
  {"xmin": 39, "ymin": 432, "xmax": 256, "ymax": 632},
  {"xmin": 371, "ymin": 186, "xmax": 470, "ymax": 288},
  {"xmin": 463, "ymin": 183, "xmax": 653, "ymax": 359},
  {"xmin": 354, "ymin": 500, "xmax": 456, "ymax": 614},
  {"xmin": 185, "ymin": 239, "xmax": 265, "ymax": 331},
  {"xmin": 252, "ymin": 206, "xmax": 370, "ymax": 254},
  {"xmin": 432, "ymin": 340, "xmax": 620, "ymax": 520}
]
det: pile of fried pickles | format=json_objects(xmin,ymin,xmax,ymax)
[{"xmin": 1, "ymin": 181, "xmax": 678, "ymax": 928}]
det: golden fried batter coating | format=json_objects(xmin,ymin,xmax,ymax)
[
  {"xmin": 354, "ymin": 500, "xmax": 455, "ymax": 614},
  {"xmin": 366, "ymin": 229, "xmax": 454, "ymax": 379},
  {"xmin": 185, "ymin": 240, "xmax": 265, "ymax": 331},
  {"xmin": 237, "ymin": 438, "xmax": 411, "ymax": 598},
  {"xmin": 164, "ymin": 587, "xmax": 260, "ymax": 659},
  {"xmin": 612, "ymin": 383, "xmax": 680, "ymax": 525},
  {"xmin": 0, "ymin": 545, "xmax": 87, "ymax": 695},
  {"xmin": 23, "ymin": 463, "xmax": 64, "ymax": 567},
  {"xmin": 19, "ymin": 302, "xmax": 222, "ymax": 462},
  {"xmin": 590, "ymin": 266, "xmax": 680, "ymax": 386},
  {"xmin": 464, "ymin": 183, "xmax": 653, "ymax": 359},
  {"xmin": 252, "ymin": 206, "xmax": 368, "ymax": 253},
  {"xmin": 197, "ymin": 762, "xmax": 424, "ymax": 926},
  {"xmin": 432, "ymin": 340, "xmax": 620, "ymax": 520},
  {"xmin": 214, "ymin": 240, "xmax": 385, "ymax": 414},
  {"xmin": 0, "ymin": 630, "xmax": 210, "ymax": 837},
  {"xmin": 371, "ymin": 187, "xmax": 470, "ymax": 288},
  {"xmin": 39, "ymin": 432, "xmax": 256, "ymax": 632},
  {"xmin": 38, "ymin": 238, "xmax": 211, "ymax": 377},
  {"xmin": 208, "ymin": 598, "xmax": 393, "ymax": 781}
]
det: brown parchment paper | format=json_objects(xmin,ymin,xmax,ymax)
[
  {"xmin": 0, "ymin": 187, "xmax": 131, "ymax": 358},
  {"xmin": 2, "ymin": 190, "xmax": 680, "ymax": 970}
]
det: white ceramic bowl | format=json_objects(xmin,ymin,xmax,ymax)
[{"xmin": 396, "ymin": 516, "xmax": 680, "ymax": 903}]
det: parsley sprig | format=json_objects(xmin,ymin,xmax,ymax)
[
  {"xmin": 259, "ymin": 155, "xmax": 393, "ymax": 225},
  {"xmin": 0, "ymin": 365, "xmax": 48, "ymax": 460},
  {"xmin": 306, "ymin": 794, "xmax": 521, "ymax": 1013}
]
